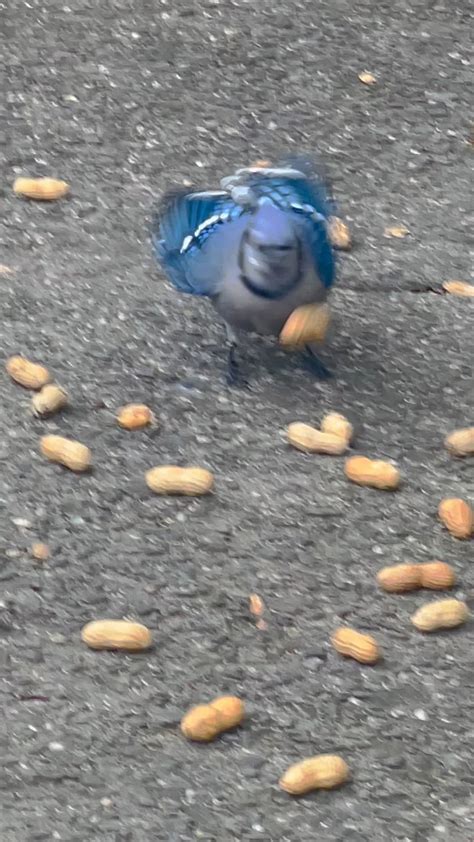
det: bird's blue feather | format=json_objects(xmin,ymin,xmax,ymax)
[
  {"xmin": 308, "ymin": 212, "xmax": 335, "ymax": 289},
  {"xmin": 221, "ymin": 157, "xmax": 336, "ymax": 289},
  {"xmin": 151, "ymin": 189, "xmax": 245, "ymax": 295},
  {"xmin": 235, "ymin": 173, "xmax": 329, "ymax": 219},
  {"xmin": 152, "ymin": 156, "xmax": 336, "ymax": 296}
]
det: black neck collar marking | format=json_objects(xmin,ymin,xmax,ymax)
[
  {"xmin": 239, "ymin": 273, "xmax": 300, "ymax": 300},
  {"xmin": 238, "ymin": 232, "xmax": 302, "ymax": 300}
]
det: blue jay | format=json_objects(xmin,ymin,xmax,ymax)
[{"xmin": 151, "ymin": 156, "xmax": 336, "ymax": 385}]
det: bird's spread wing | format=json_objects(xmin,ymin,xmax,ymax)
[
  {"xmin": 151, "ymin": 157, "xmax": 336, "ymax": 295},
  {"xmin": 221, "ymin": 157, "xmax": 336, "ymax": 289},
  {"xmin": 151, "ymin": 188, "xmax": 245, "ymax": 295}
]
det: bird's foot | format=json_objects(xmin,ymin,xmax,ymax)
[
  {"xmin": 226, "ymin": 345, "xmax": 249, "ymax": 388},
  {"xmin": 302, "ymin": 346, "xmax": 333, "ymax": 380}
]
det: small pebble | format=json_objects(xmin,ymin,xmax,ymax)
[
  {"xmin": 49, "ymin": 633, "xmax": 67, "ymax": 644},
  {"xmin": 12, "ymin": 518, "xmax": 32, "ymax": 528},
  {"xmin": 414, "ymin": 708, "xmax": 428, "ymax": 721}
]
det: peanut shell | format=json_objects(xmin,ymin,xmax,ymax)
[
  {"xmin": 377, "ymin": 563, "xmax": 422, "ymax": 593},
  {"xmin": 31, "ymin": 542, "xmax": 50, "ymax": 561},
  {"xmin": 377, "ymin": 562, "xmax": 456, "ymax": 593},
  {"xmin": 280, "ymin": 755, "xmax": 350, "ymax": 795},
  {"xmin": 287, "ymin": 422, "xmax": 348, "ymax": 455},
  {"xmin": 40, "ymin": 435, "xmax": 91, "ymax": 472},
  {"xmin": 117, "ymin": 404, "xmax": 154, "ymax": 430},
  {"xmin": 444, "ymin": 427, "xmax": 474, "ymax": 457},
  {"xmin": 146, "ymin": 466, "xmax": 214, "ymax": 496},
  {"xmin": 81, "ymin": 620, "xmax": 152, "ymax": 651},
  {"xmin": 180, "ymin": 705, "xmax": 222, "ymax": 741},
  {"xmin": 320, "ymin": 412, "xmax": 353, "ymax": 443},
  {"xmin": 442, "ymin": 280, "xmax": 474, "ymax": 297},
  {"xmin": 419, "ymin": 561, "xmax": 456, "ymax": 590},
  {"xmin": 411, "ymin": 599, "xmax": 469, "ymax": 632},
  {"xmin": 328, "ymin": 216, "xmax": 352, "ymax": 250},
  {"xmin": 279, "ymin": 303, "xmax": 331, "ymax": 347},
  {"xmin": 6, "ymin": 355, "xmax": 50, "ymax": 390},
  {"xmin": 209, "ymin": 696, "xmax": 245, "ymax": 729},
  {"xmin": 181, "ymin": 695, "xmax": 245, "ymax": 741},
  {"xmin": 14, "ymin": 177, "xmax": 69, "ymax": 200},
  {"xmin": 32, "ymin": 384, "xmax": 68, "ymax": 417},
  {"xmin": 331, "ymin": 627, "xmax": 380, "ymax": 664},
  {"xmin": 344, "ymin": 455, "xmax": 400, "ymax": 490},
  {"xmin": 438, "ymin": 498, "xmax": 473, "ymax": 539},
  {"xmin": 249, "ymin": 594, "xmax": 265, "ymax": 617}
]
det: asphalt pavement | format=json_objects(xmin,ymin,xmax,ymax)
[{"xmin": 1, "ymin": 0, "xmax": 473, "ymax": 840}]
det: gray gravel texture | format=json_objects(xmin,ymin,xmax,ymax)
[{"xmin": 1, "ymin": 0, "xmax": 473, "ymax": 840}]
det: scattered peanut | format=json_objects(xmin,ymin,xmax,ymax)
[
  {"xmin": 32, "ymin": 384, "xmax": 68, "ymax": 417},
  {"xmin": 438, "ymin": 498, "xmax": 473, "ymax": 540},
  {"xmin": 384, "ymin": 225, "xmax": 409, "ymax": 238},
  {"xmin": 180, "ymin": 705, "xmax": 221, "ymax": 741},
  {"xmin": 250, "ymin": 159, "xmax": 272, "ymax": 168},
  {"xmin": 117, "ymin": 403, "xmax": 154, "ymax": 430},
  {"xmin": 442, "ymin": 280, "xmax": 474, "ymax": 298},
  {"xmin": 420, "ymin": 561, "xmax": 456, "ymax": 590},
  {"xmin": 31, "ymin": 542, "xmax": 50, "ymax": 561},
  {"xmin": 411, "ymin": 599, "xmax": 469, "ymax": 633},
  {"xmin": 344, "ymin": 455, "xmax": 400, "ymax": 490},
  {"xmin": 279, "ymin": 302, "xmax": 331, "ymax": 347},
  {"xmin": 279, "ymin": 755, "xmax": 350, "ymax": 795},
  {"xmin": 40, "ymin": 435, "xmax": 91, "ymax": 472},
  {"xmin": 358, "ymin": 71, "xmax": 376, "ymax": 85},
  {"xmin": 210, "ymin": 696, "xmax": 244, "ymax": 727},
  {"xmin": 377, "ymin": 561, "xmax": 455, "ymax": 593},
  {"xmin": 287, "ymin": 422, "xmax": 348, "ymax": 455},
  {"xmin": 328, "ymin": 216, "xmax": 352, "ymax": 251},
  {"xmin": 181, "ymin": 695, "xmax": 245, "ymax": 742},
  {"xmin": 321, "ymin": 412, "xmax": 353, "ymax": 444},
  {"xmin": 13, "ymin": 177, "xmax": 70, "ymax": 200},
  {"xmin": 6, "ymin": 355, "xmax": 50, "ymax": 390},
  {"xmin": 444, "ymin": 427, "xmax": 474, "ymax": 457},
  {"xmin": 377, "ymin": 563, "xmax": 422, "ymax": 593},
  {"xmin": 249, "ymin": 594, "xmax": 265, "ymax": 617},
  {"xmin": 145, "ymin": 465, "xmax": 214, "ymax": 496},
  {"xmin": 331, "ymin": 627, "xmax": 380, "ymax": 664},
  {"xmin": 81, "ymin": 620, "xmax": 152, "ymax": 651}
]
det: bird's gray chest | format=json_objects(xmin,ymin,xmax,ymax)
[{"xmin": 213, "ymin": 261, "xmax": 327, "ymax": 336}]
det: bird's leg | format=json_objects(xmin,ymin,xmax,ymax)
[
  {"xmin": 225, "ymin": 323, "xmax": 248, "ymax": 387},
  {"xmin": 302, "ymin": 343, "xmax": 333, "ymax": 380}
]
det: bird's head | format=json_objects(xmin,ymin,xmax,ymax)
[{"xmin": 239, "ymin": 201, "xmax": 301, "ymax": 298}]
